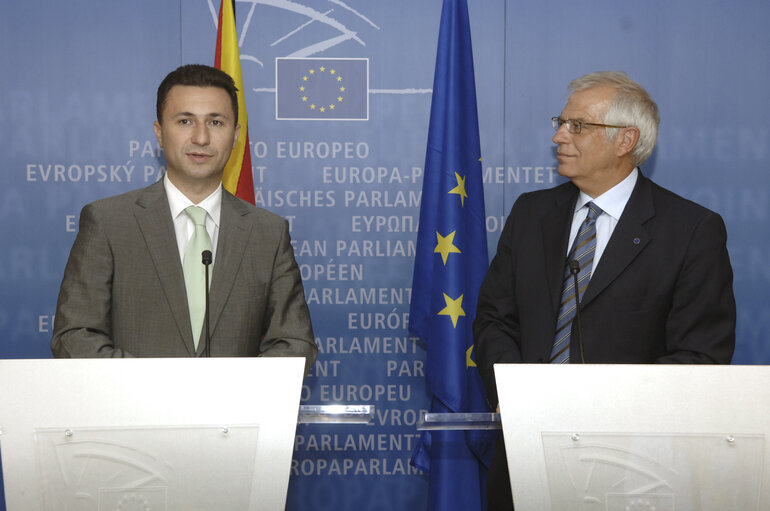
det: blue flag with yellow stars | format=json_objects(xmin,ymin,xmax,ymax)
[
  {"xmin": 409, "ymin": 0, "xmax": 494, "ymax": 509},
  {"xmin": 276, "ymin": 58, "xmax": 368, "ymax": 120}
]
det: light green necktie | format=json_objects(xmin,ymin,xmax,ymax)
[{"xmin": 183, "ymin": 205, "xmax": 213, "ymax": 350}]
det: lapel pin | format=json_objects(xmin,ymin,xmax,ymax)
[{"xmin": 633, "ymin": 237, "xmax": 641, "ymax": 245}]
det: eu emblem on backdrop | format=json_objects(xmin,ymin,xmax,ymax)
[{"xmin": 276, "ymin": 58, "xmax": 368, "ymax": 120}]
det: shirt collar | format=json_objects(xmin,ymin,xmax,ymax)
[
  {"xmin": 575, "ymin": 168, "xmax": 638, "ymax": 221},
  {"xmin": 164, "ymin": 175, "xmax": 222, "ymax": 227}
]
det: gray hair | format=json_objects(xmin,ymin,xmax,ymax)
[{"xmin": 569, "ymin": 71, "xmax": 659, "ymax": 166}]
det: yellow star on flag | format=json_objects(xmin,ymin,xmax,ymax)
[
  {"xmin": 466, "ymin": 345, "xmax": 477, "ymax": 368},
  {"xmin": 438, "ymin": 293, "xmax": 465, "ymax": 328},
  {"xmin": 434, "ymin": 230, "xmax": 461, "ymax": 265},
  {"xmin": 448, "ymin": 171, "xmax": 468, "ymax": 207}
]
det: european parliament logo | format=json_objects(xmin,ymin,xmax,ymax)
[{"xmin": 276, "ymin": 58, "xmax": 368, "ymax": 121}]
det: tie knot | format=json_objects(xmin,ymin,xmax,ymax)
[
  {"xmin": 586, "ymin": 202, "xmax": 603, "ymax": 221},
  {"xmin": 185, "ymin": 206, "xmax": 208, "ymax": 226}
]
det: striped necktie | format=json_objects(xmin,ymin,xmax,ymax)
[
  {"xmin": 183, "ymin": 206, "xmax": 212, "ymax": 350},
  {"xmin": 550, "ymin": 202, "xmax": 603, "ymax": 364}
]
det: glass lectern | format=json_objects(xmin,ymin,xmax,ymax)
[
  {"xmin": 419, "ymin": 364, "xmax": 770, "ymax": 511},
  {"xmin": 0, "ymin": 358, "xmax": 374, "ymax": 511}
]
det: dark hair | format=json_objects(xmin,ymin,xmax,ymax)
[{"xmin": 156, "ymin": 64, "xmax": 239, "ymax": 125}]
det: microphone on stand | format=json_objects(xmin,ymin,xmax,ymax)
[
  {"xmin": 202, "ymin": 250, "xmax": 213, "ymax": 357},
  {"xmin": 568, "ymin": 260, "xmax": 586, "ymax": 364}
]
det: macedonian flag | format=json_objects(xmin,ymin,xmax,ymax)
[{"xmin": 215, "ymin": 0, "xmax": 254, "ymax": 203}]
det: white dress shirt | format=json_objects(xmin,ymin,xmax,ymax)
[
  {"xmin": 566, "ymin": 168, "xmax": 638, "ymax": 270},
  {"xmin": 164, "ymin": 176, "xmax": 222, "ymax": 265}
]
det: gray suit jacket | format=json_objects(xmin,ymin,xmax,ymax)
[{"xmin": 52, "ymin": 180, "xmax": 317, "ymax": 372}]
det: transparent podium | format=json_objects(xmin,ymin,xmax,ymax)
[
  {"xmin": 0, "ymin": 358, "xmax": 373, "ymax": 511},
  {"xmin": 418, "ymin": 364, "xmax": 770, "ymax": 510},
  {"xmin": 419, "ymin": 412, "xmax": 501, "ymax": 430},
  {"xmin": 493, "ymin": 364, "xmax": 770, "ymax": 511}
]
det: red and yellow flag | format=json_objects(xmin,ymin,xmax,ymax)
[{"xmin": 215, "ymin": 0, "xmax": 254, "ymax": 204}]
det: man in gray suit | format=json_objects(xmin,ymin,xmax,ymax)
[{"xmin": 52, "ymin": 64, "xmax": 317, "ymax": 373}]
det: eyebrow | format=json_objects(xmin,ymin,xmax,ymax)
[{"xmin": 172, "ymin": 111, "xmax": 231, "ymax": 119}]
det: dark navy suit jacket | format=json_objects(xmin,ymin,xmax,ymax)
[{"xmin": 473, "ymin": 172, "xmax": 736, "ymax": 508}]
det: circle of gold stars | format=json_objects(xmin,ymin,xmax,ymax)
[
  {"xmin": 299, "ymin": 66, "xmax": 345, "ymax": 113},
  {"xmin": 116, "ymin": 492, "xmax": 151, "ymax": 511}
]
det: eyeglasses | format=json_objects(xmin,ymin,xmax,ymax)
[{"xmin": 552, "ymin": 117, "xmax": 629, "ymax": 134}]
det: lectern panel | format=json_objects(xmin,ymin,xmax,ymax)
[
  {"xmin": 35, "ymin": 426, "xmax": 259, "ymax": 510},
  {"xmin": 541, "ymin": 432, "xmax": 763, "ymax": 510},
  {"xmin": 494, "ymin": 364, "xmax": 770, "ymax": 511},
  {"xmin": 0, "ymin": 358, "xmax": 305, "ymax": 511}
]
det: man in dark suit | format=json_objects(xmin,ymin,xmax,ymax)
[
  {"xmin": 52, "ymin": 64, "xmax": 317, "ymax": 373},
  {"xmin": 473, "ymin": 71, "xmax": 736, "ymax": 510}
]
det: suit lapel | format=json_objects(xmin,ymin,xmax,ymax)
[
  {"xmin": 134, "ymin": 181, "xmax": 196, "ymax": 356},
  {"xmin": 208, "ymin": 192, "xmax": 252, "ymax": 340},
  {"xmin": 542, "ymin": 186, "xmax": 578, "ymax": 315},
  {"xmin": 581, "ymin": 174, "xmax": 654, "ymax": 307}
]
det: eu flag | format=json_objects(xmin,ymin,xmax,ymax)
[
  {"xmin": 409, "ymin": 0, "xmax": 494, "ymax": 510},
  {"xmin": 276, "ymin": 58, "xmax": 368, "ymax": 120}
]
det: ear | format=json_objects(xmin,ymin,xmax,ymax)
[
  {"xmin": 616, "ymin": 126, "xmax": 640, "ymax": 158},
  {"xmin": 153, "ymin": 121, "xmax": 163, "ymax": 147},
  {"xmin": 233, "ymin": 123, "xmax": 241, "ymax": 150}
]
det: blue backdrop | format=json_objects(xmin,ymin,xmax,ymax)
[{"xmin": 1, "ymin": 1, "xmax": 768, "ymax": 509}]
